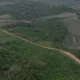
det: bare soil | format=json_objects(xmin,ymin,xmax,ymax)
[
  {"xmin": 0, "ymin": 14, "xmax": 31, "ymax": 26},
  {"xmin": 63, "ymin": 17, "xmax": 80, "ymax": 49},
  {"xmin": 35, "ymin": 13, "xmax": 76, "ymax": 20},
  {"xmin": 0, "ymin": 14, "xmax": 10, "ymax": 19},
  {"xmin": 69, "ymin": 2, "xmax": 80, "ymax": 10}
]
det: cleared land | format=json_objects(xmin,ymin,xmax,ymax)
[
  {"xmin": 35, "ymin": 13, "xmax": 77, "ymax": 20},
  {"xmin": 63, "ymin": 17, "xmax": 80, "ymax": 49},
  {"xmin": 69, "ymin": 2, "xmax": 80, "ymax": 10},
  {"xmin": 0, "ymin": 14, "xmax": 31, "ymax": 26},
  {"xmin": 0, "ymin": 14, "xmax": 11, "ymax": 19}
]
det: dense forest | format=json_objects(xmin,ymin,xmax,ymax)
[{"xmin": 0, "ymin": 0, "xmax": 76, "ymax": 20}]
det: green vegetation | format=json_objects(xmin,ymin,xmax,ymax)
[
  {"xmin": 0, "ymin": 0, "xmax": 80, "ymax": 80},
  {"xmin": 0, "ymin": 30, "xmax": 15, "ymax": 41},
  {"xmin": 1, "ymin": 19, "xmax": 68, "ymax": 48},
  {"xmin": 0, "ymin": 31, "xmax": 80, "ymax": 80}
]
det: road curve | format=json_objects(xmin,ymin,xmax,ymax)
[{"xmin": 1, "ymin": 29, "xmax": 80, "ymax": 64}]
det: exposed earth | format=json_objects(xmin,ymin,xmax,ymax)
[{"xmin": 63, "ymin": 15, "xmax": 80, "ymax": 49}]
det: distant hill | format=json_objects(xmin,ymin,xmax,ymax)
[{"xmin": 1, "ymin": 0, "xmax": 75, "ymax": 20}]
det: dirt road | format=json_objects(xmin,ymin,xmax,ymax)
[
  {"xmin": 0, "ymin": 20, "xmax": 31, "ymax": 23},
  {"xmin": 33, "ymin": 13, "xmax": 77, "ymax": 21},
  {"xmin": 1, "ymin": 29, "xmax": 80, "ymax": 64},
  {"xmin": 0, "ymin": 20, "xmax": 31, "ymax": 26}
]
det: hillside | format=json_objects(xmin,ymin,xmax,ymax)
[
  {"xmin": 0, "ymin": 0, "xmax": 76, "ymax": 20},
  {"xmin": 0, "ymin": 0, "xmax": 80, "ymax": 80},
  {"xmin": 0, "ymin": 29, "xmax": 80, "ymax": 80},
  {"xmin": 1, "ymin": 18, "xmax": 68, "ymax": 48}
]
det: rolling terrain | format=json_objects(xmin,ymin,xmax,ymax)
[
  {"xmin": 1, "ymin": 29, "xmax": 80, "ymax": 64},
  {"xmin": 0, "ymin": 0, "xmax": 80, "ymax": 80},
  {"xmin": 1, "ymin": 26, "xmax": 80, "ymax": 80}
]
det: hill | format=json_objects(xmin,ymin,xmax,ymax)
[
  {"xmin": 0, "ymin": 0, "xmax": 80, "ymax": 80},
  {"xmin": 0, "ymin": 29, "xmax": 80, "ymax": 80},
  {"xmin": 0, "ymin": 0, "xmax": 75, "ymax": 20}
]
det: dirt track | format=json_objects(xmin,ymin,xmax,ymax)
[
  {"xmin": 1, "ymin": 29, "xmax": 80, "ymax": 64},
  {"xmin": 0, "ymin": 20, "xmax": 31, "ymax": 26},
  {"xmin": 0, "ymin": 20, "xmax": 31, "ymax": 23},
  {"xmin": 34, "ymin": 13, "xmax": 76, "ymax": 20}
]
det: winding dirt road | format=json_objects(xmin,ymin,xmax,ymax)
[{"xmin": 1, "ymin": 29, "xmax": 80, "ymax": 64}]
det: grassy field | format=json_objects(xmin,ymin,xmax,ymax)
[
  {"xmin": 0, "ymin": 30, "xmax": 15, "ymax": 41},
  {"xmin": 0, "ymin": 1, "xmax": 80, "ymax": 80},
  {"xmin": 63, "ymin": 16, "xmax": 80, "ymax": 49},
  {"xmin": 0, "ymin": 29, "xmax": 80, "ymax": 80},
  {"xmin": 1, "ymin": 19, "xmax": 68, "ymax": 48},
  {"xmin": 69, "ymin": 2, "xmax": 80, "ymax": 10}
]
